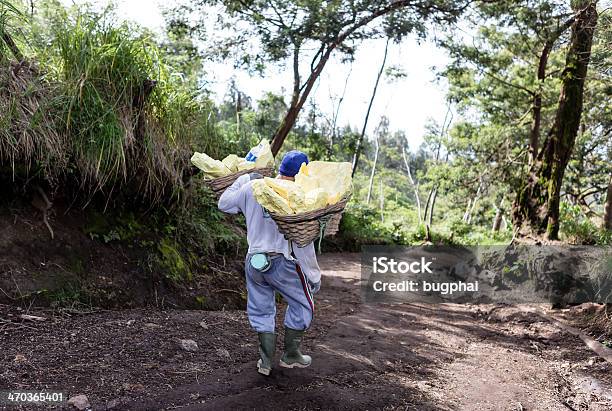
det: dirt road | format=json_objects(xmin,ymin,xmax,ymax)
[{"xmin": 1, "ymin": 253, "xmax": 611, "ymax": 410}]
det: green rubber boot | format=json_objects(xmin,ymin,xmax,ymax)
[
  {"xmin": 257, "ymin": 332, "xmax": 276, "ymax": 376},
  {"xmin": 279, "ymin": 327, "xmax": 312, "ymax": 368}
]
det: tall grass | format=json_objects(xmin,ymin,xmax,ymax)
[
  {"xmin": 45, "ymin": 7, "xmax": 194, "ymax": 203},
  {"xmin": 1, "ymin": 1, "xmax": 66, "ymax": 182},
  {"xmin": 0, "ymin": 61, "xmax": 66, "ymax": 181},
  {"xmin": 0, "ymin": 0, "xmax": 21, "ymax": 56},
  {"xmin": 0, "ymin": 2, "xmax": 218, "ymax": 206}
]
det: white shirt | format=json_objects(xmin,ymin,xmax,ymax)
[{"xmin": 218, "ymin": 174, "xmax": 322, "ymax": 284}]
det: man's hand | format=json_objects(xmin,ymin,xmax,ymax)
[{"xmin": 249, "ymin": 172, "xmax": 264, "ymax": 180}]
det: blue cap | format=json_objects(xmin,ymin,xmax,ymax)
[{"xmin": 279, "ymin": 150, "xmax": 309, "ymax": 177}]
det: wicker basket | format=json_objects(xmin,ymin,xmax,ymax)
[
  {"xmin": 269, "ymin": 196, "xmax": 350, "ymax": 247},
  {"xmin": 205, "ymin": 167, "xmax": 274, "ymax": 197}
]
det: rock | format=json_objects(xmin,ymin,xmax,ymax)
[
  {"xmin": 106, "ymin": 399, "xmax": 121, "ymax": 409},
  {"xmin": 126, "ymin": 319, "xmax": 135, "ymax": 326},
  {"xmin": 67, "ymin": 394, "xmax": 90, "ymax": 410},
  {"xmin": 18, "ymin": 314, "xmax": 46, "ymax": 322},
  {"xmin": 122, "ymin": 383, "xmax": 145, "ymax": 391},
  {"xmin": 587, "ymin": 356, "xmax": 604, "ymax": 366},
  {"xmin": 179, "ymin": 339, "xmax": 198, "ymax": 352},
  {"xmin": 13, "ymin": 354, "xmax": 27, "ymax": 363},
  {"xmin": 199, "ymin": 320, "xmax": 209, "ymax": 330},
  {"xmin": 216, "ymin": 348, "xmax": 230, "ymax": 358}
]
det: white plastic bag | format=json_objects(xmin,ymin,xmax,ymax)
[{"xmin": 245, "ymin": 139, "xmax": 274, "ymax": 168}]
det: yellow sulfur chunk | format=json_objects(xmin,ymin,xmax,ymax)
[
  {"xmin": 191, "ymin": 152, "xmax": 231, "ymax": 179},
  {"xmin": 294, "ymin": 172, "xmax": 318, "ymax": 193},
  {"xmin": 305, "ymin": 161, "xmax": 353, "ymax": 200},
  {"xmin": 263, "ymin": 177, "xmax": 296, "ymax": 198},
  {"xmin": 288, "ymin": 190, "xmax": 306, "ymax": 212},
  {"xmin": 222, "ymin": 154, "xmax": 240, "ymax": 172},
  {"xmin": 294, "ymin": 161, "xmax": 352, "ymax": 207},
  {"xmin": 251, "ymin": 160, "xmax": 353, "ymax": 216},
  {"xmin": 298, "ymin": 162, "xmax": 309, "ymax": 176},
  {"xmin": 303, "ymin": 188, "xmax": 330, "ymax": 212},
  {"xmin": 262, "ymin": 177, "xmax": 306, "ymax": 213},
  {"xmin": 251, "ymin": 179, "xmax": 294, "ymax": 215},
  {"xmin": 237, "ymin": 159, "xmax": 256, "ymax": 171},
  {"xmin": 327, "ymin": 192, "xmax": 341, "ymax": 205}
]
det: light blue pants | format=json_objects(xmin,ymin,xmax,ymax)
[{"xmin": 245, "ymin": 254, "xmax": 315, "ymax": 333}]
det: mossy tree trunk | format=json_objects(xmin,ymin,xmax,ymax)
[
  {"xmin": 604, "ymin": 177, "xmax": 612, "ymax": 231},
  {"xmin": 512, "ymin": 2, "xmax": 598, "ymax": 240}
]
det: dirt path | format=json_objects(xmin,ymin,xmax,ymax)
[{"xmin": 1, "ymin": 253, "xmax": 611, "ymax": 410}]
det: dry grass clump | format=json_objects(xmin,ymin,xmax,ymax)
[
  {"xmin": 1, "ymin": 4, "xmax": 217, "ymax": 206},
  {"xmin": 0, "ymin": 61, "xmax": 67, "ymax": 182}
]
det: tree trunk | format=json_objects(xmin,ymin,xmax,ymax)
[
  {"xmin": 423, "ymin": 188, "xmax": 434, "ymax": 224},
  {"xmin": 402, "ymin": 146, "xmax": 422, "ymax": 222},
  {"xmin": 268, "ymin": 0, "xmax": 431, "ymax": 156},
  {"xmin": 270, "ymin": 41, "xmax": 327, "ymax": 155},
  {"xmin": 492, "ymin": 199, "xmax": 505, "ymax": 233},
  {"xmin": 366, "ymin": 136, "xmax": 380, "ymax": 204},
  {"xmin": 528, "ymin": 15, "xmax": 576, "ymax": 164},
  {"xmin": 528, "ymin": 42, "xmax": 552, "ymax": 164},
  {"xmin": 465, "ymin": 178, "xmax": 483, "ymax": 225},
  {"xmin": 351, "ymin": 39, "xmax": 390, "ymax": 177},
  {"xmin": 604, "ymin": 177, "xmax": 612, "ymax": 230},
  {"xmin": 463, "ymin": 199, "xmax": 472, "ymax": 222},
  {"xmin": 329, "ymin": 64, "xmax": 353, "ymax": 159},
  {"xmin": 428, "ymin": 188, "xmax": 438, "ymax": 228},
  {"xmin": 423, "ymin": 187, "xmax": 437, "ymax": 243},
  {"xmin": 512, "ymin": 2, "xmax": 598, "ymax": 240},
  {"xmin": 236, "ymin": 91, "xmax": 242, "ymax": 134},
  {"xmin": 379, "ymin": 180, "xmax": 384, "ymax": 223}
]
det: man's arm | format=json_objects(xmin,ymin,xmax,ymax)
[{"xmin": 218, "ymin": 174, "xmax": 250, "ymax": 214}]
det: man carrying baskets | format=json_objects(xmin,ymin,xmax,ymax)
[{"xmin": 218, "ymin": 150, "xmax": 321, "ymax": 376}]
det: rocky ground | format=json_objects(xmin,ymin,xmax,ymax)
[{"xmin": 1, "ymin": 253, "xmax": 611, "ymax": 410}]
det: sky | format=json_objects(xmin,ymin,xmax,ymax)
[{"xmin": 60, "ymin": 0, "xmax": 453, "ymax": 151}]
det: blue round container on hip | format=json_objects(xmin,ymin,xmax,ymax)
[{"xmin": 250, "ymin": 253, "xmax": 271, "ymax": 272}]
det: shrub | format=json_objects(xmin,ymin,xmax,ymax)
[
  {"xmin": 560, "ymin": 202, "xmax": 612, "ymax": 245},
  {"xmin": 326, "ymin": 203, "xmax": 398, "ymax": 251},
  {"xmin": 1, "ymin": 2, "xmax": 219, "ymax": 206}
]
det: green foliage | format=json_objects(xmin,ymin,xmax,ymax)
[
  {"xmin": 48, "ymin": 284, "xmax": 90, "ymax": 308},
  {"xmin": 172, "ymin": 0, "xmax": 468, "ymax": 71},
  {"xmin": 1, "ymin": 1, "xmax": 220, "ymax": 207},
  {"xmin": 3, "ymin": 0, "xmax": 608, "ymax": 278},
  {"xmin": 0, "ymin": 59, "xmax": 66, "ymax": 182},
  {"xmin": 449, "ymin": 219, "xmax": 472, "ymax": 238},
  {"xmin": 0, "ymin": 0, "xmax": 23, "ymax": 58},
  {"xmin": 84, "ymin": 210, "xmax": 145, "ymax": 243},
  {"xmin": 156, "ymin": 238, "xmax": 193, "ymax": 283},
  {"xmin": 335, "ymin": 203, "xmax": 398, "ymax": 249},
  {"xmin": 39, "ymin": 5, "xmax": 195, "ymax": 202},
  {"xmin": 175, "ymin": 182, "xmax": 246, "ymax": 254},
  {"xmin": 560, "ymin": 202, "xmax": 612, "ymax": 245}
]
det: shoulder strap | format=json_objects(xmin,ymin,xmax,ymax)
[{"xmin": 289, "ymin": 239, "xmax": 296, "ymax": 259}]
